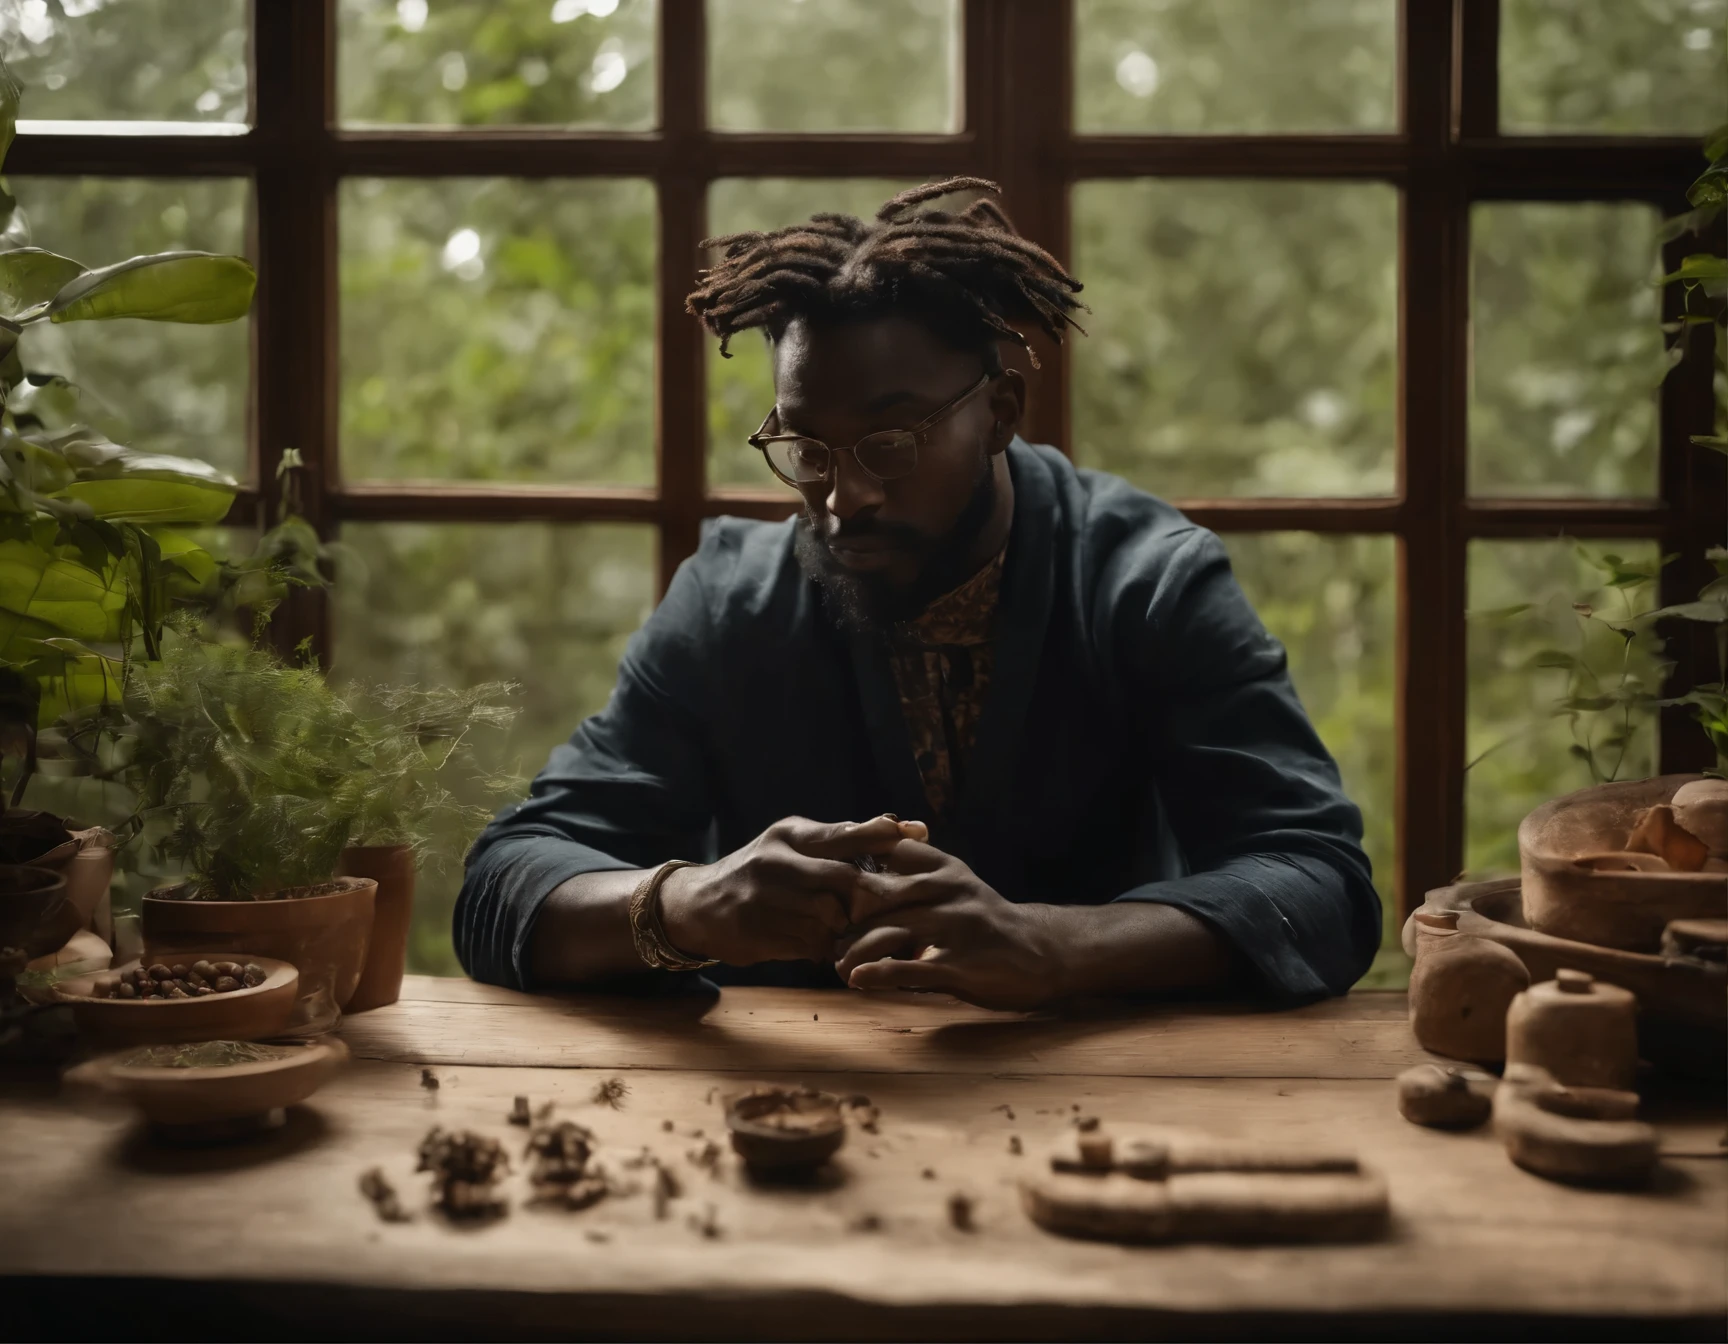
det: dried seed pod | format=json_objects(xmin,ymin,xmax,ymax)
[
  {"xmin": 242, "ymin": 969, "xmax": 264, "ymax": 988},
  {"xmin": 170, "ymin": 964, "xmax": 190, "ymax": 980},
  {"xmin": 194, "ymin": 984, "xmax": 215, "ymax": 996},
  {"xmin": 213, "ymin": 975, "xmax": 240, "ymax": 993},
  {"xmin": 244, "ymin": 963, "xmax": 265, "ymax": 981},
  {"xmin": 187, "ymin": 972, "xmax": 208, "ymax": 989},
  {"xmin": 115, "ymin": 981, "xmax": 136, "ymax": 999},
  {"xmin": 214, "ymin": 961, "xmax": 243, "ymax": 979},
  {"xmin": 147, "ymin": 963, "xmax": 172, "ymax": 982},
  {"xmin": 192, "ymin": 960, "xmax": 218, "ymax": 980},
  {"xmin": 165, "ymin": 985, "xmax": 189, "ymax": 999}
]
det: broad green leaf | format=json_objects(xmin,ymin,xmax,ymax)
[
  {"xmin": 1659, "ymin": 254, "xmax": 1728, "ymax": 286},
  {"xmin": 1703, "ymin": 122, "xmax": 1728, "ymax": 166},
  {"xmin": 0, "ymin": 429, "xmax": 74, "ymax": 496},
  {"xmin": 1650, "ymin": 600, "xmax": 1728, "ymax": 623},
  {"xmin": 34, "ymin": 430, "xmax": 239, "ymax": 524},
  {"xmin": 0, "ymin": 536, "xmax": 127, "ymax": 651},
  {"xmin": 1690, "ymin": 432, "xmax": 1728, "ymax": 454},
  {"xmin": 0, "ymin": 249, "xmax": 85, "ymax": 321},
  {"xmin": 46, "ymin": 251, "xmax": 256, "ymax": 325}
]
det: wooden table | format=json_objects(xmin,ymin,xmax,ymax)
[{"xmin": 3, "ymin": 976, "xmax": 1723, "ymax": 1340}]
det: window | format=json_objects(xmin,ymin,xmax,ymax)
[{"xmin": 15, "ymin": 0, "xmax": 1719, "ymax": 979}]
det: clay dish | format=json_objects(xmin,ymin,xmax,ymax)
[
  {"xmin": 1519, "ymin": 775, "xmax": 1727, "ymax": 952},
  {"xmin": 72, "ymin": 1036, "xmax": 348, "ymax": 1132},
  {"xmin": 54, "ymin": 955, "xmax": 298, "ymax": 1046},
  {"xmin": 0, "ymin": 864, "xmax": 77, "ymax": 960},
  {"xmin": 723, "ymin": 1084, "xmax": 846, "ymax": 1170}
]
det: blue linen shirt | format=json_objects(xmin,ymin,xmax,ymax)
[{"xmin": 455, "ymin": 439, "xmax": 1381, "ymax": 999}]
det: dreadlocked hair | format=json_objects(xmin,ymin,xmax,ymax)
[{"xmin": 685, "ymin": 177, "xmax": 1085, "ymax": 370}]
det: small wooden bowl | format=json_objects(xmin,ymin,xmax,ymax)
[
  {"xmin": 53, "ymin": 955, "xmax": 298, "ymax": 1045},
  {"xmin": 723, "ymin": 1084, "xmax": 847, "ymax": 1170},
  {"xmin": 72, "ymin": 1036, "xmax": 348, "ymax": 1136}
]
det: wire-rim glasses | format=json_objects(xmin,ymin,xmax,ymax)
[{"xmin": 748, "ymin": 372, "xmax": 993, "ymax": 489}]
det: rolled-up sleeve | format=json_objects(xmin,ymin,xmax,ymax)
[
  {"xmin": 1112, "ymin": 528, "xmax": 1381, "ymax": 999},
  {"xmin": 454, "ymin": 550, "xmax": 718, "ymax": 990}
]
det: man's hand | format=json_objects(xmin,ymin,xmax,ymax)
[
  {"xmin": 656, "ymin": 815, "xmax": 915, "ymax": 967},
  {"xmin": 834, "ymin": 841, "xmax": 1070, "ymax": 1010}
]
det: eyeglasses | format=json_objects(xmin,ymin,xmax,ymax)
[{"xmin": 749, "ymin": 372, "xmax": 993, "ymax": 489}]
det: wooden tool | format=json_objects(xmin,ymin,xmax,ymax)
[
  {"xmin": 1492, "ymin": 1062, "xmax": 1657, "ymax": 1187},
  {"xmin": 1023, "ymin": 1124, "xmax": 1388, "ymax": 1244}
]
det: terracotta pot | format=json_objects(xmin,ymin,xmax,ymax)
[
  {"xmin": 1406, "ymin": 911, "xmax": 1530, "ymax": 1064},
  {"xmin": 0, "ymin": 864, "xmax": 77, "ymax": 961},
  {"xmin": 339, "ymin": 844, "xmax": 415, "ymax": 1013},
  {"xmin": 142, "ymin": 878, "xmax": 376, "ymax": 1036},
  {"xmin": 1519, "ymin": 775, "xmax": 1728, "ymax": 953}
]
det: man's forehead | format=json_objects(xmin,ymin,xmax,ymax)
[{"xmin": 772, "ymin": 314, "xmax": 977, "ymax": 416}]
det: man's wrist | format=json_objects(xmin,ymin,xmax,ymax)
[
  {"xmin": 1031, "ymin": 903, "xmax": 1086, "ymax": 1003},
  {"xmin": 655, "ymin": 863, "xmax": 707, "ymax": 960}
]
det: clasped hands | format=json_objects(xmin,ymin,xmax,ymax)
[{"xmin": 656, "ymin": 814, "xmax": 1067, "ymax": 1010}]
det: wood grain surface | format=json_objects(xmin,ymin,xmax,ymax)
[{"xmin": 3, "ymin": 978, "xmax": 1722, "ymax": 1340}]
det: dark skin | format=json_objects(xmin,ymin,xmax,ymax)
[{"xmin": 527, "ymin": 313, "xmax": 1237, "ymax": 1006}]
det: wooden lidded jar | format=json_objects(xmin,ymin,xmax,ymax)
[
  {"xmin": 1505, "ymin": 969, "xmax": 1638, "ymax": 1092},
  {"xmin": 1407, "ymin": 909, "xmax": 1530, "ymax": 1064}
]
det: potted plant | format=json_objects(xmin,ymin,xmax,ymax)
[
  {"xmin": 0, "ymin": 62, "xmax": 254, "ymax": 931},
  {"xmin": 335, "ymin": 681, "xmax": 515, "ymax": 1012},
  {"xmin": 122, "ymin": 626, "xmax": 378, "ymax": 1035}
]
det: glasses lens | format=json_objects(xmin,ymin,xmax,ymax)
[
  {"xmin": 765, "ymin": 438, "xmax": 831, "ymax": 484},
  {"xmin": 854, "ymin": 431, "xmax": 919, "ymax": 480}
]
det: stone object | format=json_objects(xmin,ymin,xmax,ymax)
[
  {"xmin": 1493, "ymin": 1062, "xmax": 1656, "ymax": 1187},
  {"xmin": 1396, "ymin": 1063, "xmax": 1495, "ymax": 1129},
  {"xmin": 1505, "ymin": 970, "xmax": 1639, "ymax": 1092},
  {"xmin": 1407, "ymin": 910, "xmax": 1530, "ymax": 1064}
]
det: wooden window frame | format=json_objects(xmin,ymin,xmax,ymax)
[{"xmin": 9, "ymin": 0, "xmax": 1721, "ymax": 925}]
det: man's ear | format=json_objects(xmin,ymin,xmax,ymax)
[{"xmin": 987, "ymin": 368, "xmax": 1028, "ymax": 453}]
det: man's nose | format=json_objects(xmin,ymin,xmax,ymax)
[{"xmin": 823, "ymin": 448, "xmax": 886, "ymax": 521}]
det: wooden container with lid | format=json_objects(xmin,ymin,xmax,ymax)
[{"xmin": 1505, "ymin": 969, "xmax": 1638, "ymax": 1091}]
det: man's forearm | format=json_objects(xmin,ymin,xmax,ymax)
[
  {"xmin": 525, "ymin": 868, "xmax": 653, "ymax": 986},
  {"xmin": 1043, "ymin": 900, "xmax": 1244, "ymax": 998}
]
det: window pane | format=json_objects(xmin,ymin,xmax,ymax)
[
  {"xmin": 1075, "ymin": 0, "xmax": 1395, "ymax": 134},
  {"xmin": 1073, "ymin": 180, "xmax": 1397, "ymax": 498},
  {"xmin": 332, "ymin": 522, "xmax": 657, "ymax": 976},
  {"xmin": 705, "ymin": 178, "xmax": 923, "ymax": 489},
  {"xmin": 9, "ymin": 178, "xmax": 251, "ymax": 481},
  {"xmin": 1466, "ymin": 539, "xmax": 1664, "ymax": 876},
  {"xmin": 708, "ymin": 0, "xmax": 958, "ymax": 132},
  {"xmin": 338, "ymin": 0, "xmax": 655, "ymax": 128},
  {"xmin": 1469, "ymin": 203, "xmax": 1662, "ymax": 499},
  {"xmin": 1225, "ymin": 533, "xmax": 1399, "ymax": 984},
  {"xmin": 1501, "ymin": 0, "xmax": 1728, "ymax": 134},
  {"xmin": 2, "ymin": 0, "xmax": 248, "ymax": 127},
  {"xmin": 339, "ymin": 178, "xmax": 655, "ymax": 485}
]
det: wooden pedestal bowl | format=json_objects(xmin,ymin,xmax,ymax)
[
  {"xmin": 69, "ymin": 1036, "xmax": 348, "ymax": 1142},
  {"xmin": 53, "ymin": 956, "xmax": 299, "ymax": 1046},
  {"xmin": 1520, "ymin": 775, "xmax": 1727, "ymax": 954}
]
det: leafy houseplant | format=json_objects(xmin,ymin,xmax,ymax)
[
  {"xmin": 0, "ymin": 60, "xmax": 257, "ymax": 937},
  {"xmin": 123, "ymin": 624, "xmax": 515, "ymax": 1024}
]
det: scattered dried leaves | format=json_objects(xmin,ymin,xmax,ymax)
[
  {"xmin": 593, "ymin": 1076, "xmax": 629, "ymax": 1109},
  {"xmin": 358, "ymin": 1167, "xmax": 411, "ymax": 1223},
  {"xmin": 947, "ymin": 1192, "xmax": 975, "ymax": 1232},
  {"xmin": 417, "ymin": 1127, "xmax": 508, "ymax": 1220}
]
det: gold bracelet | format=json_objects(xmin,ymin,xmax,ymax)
[{"xmin": 628, "ymin": 860, "xmax": 716, "ymax": 972}]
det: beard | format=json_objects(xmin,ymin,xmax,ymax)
[{"xmin": 794, "ymin": 450, "xmax": 1000, "ymax": 636}]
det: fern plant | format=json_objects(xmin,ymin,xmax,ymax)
[{"xmin": 122, "ymin": 624, "xmax": 517, "ymax": 900}]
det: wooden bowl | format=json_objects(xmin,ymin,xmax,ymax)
[
  {"xmin": 71, "ymin": 1036, "xmax": 348, "ymax": 1132},
  {"xmin": 1519, "ymin": 775, "xmax": 1728, "ymax": 953},
  {"xmin": 53, "ymin": 955, "xmax": 298, "ymax": 1045},
  {"xmin": 0, "ymin": 864, "xmax": 77, "ymax": 961},
  {"xmin": 723, "ymin": 1084, "xmax": 847, "ymax": 1170}
]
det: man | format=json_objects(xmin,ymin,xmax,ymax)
[{"xmin": 455, "ymin": 178, "xmax": 1379, "ymax": 1009}]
